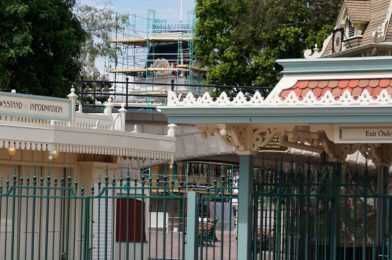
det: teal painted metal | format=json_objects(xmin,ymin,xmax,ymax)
[
  {"xmin": 0, "ymin": 163, "xmax": 241, "ymax": 260},
  {"xmin": 252, "ymin": 156, "xmax": 392, "ymax": 260},
  {"xmin": 277, "ymin": 56, "xmax": 392, "ymax": 74},
  {"xmin": 186, "ymin": 192, "xmax": 199, "ymax": 260},
  {"xmin": 0, "ymin": 167, "xmax": 202, "ymax": 260},
  {"xmin": 164, "ymin": 107, "xmax": 392, "ymax": 125},
  {"xmin": 330, "ymin": 162, "xmax": 341, "ymax": 259},
  {"xmin": 237, "ymin": 155, "xmax": 253, "ymax": 259},
  {"xmin": 196, "ymin": 176, "xmax": 237, "ymax": 260}
]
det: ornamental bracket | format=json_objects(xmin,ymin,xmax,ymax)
[{"xmin": 198, "ymin": 124, "xmax": 280, "ymax": 155}]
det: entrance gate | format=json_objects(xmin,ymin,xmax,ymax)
[
  {"xmin": 252, "ymin": 157, "xmax": 391, "ymax": 260},
  {"xmin": 0, "ymin": 167, "xmax": 238, "ymax": 260}
]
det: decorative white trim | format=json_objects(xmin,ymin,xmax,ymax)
[
  {"xmin": 340, "ymin": 90, "xmax": 355, "ymax": 104},
  {"xmin": 304, "ymin": 35, "xmax": 331, "ymax": 59},
  {"xmin": 318, "ymin": 90, "xmax": 335, "ymax": 105},
  {"xmin": 283, "ymin": 92, "xmax": 300, "ymax": 105},
  {"xmin": 372, "ymin": 1, "xmax": 392, "ymax": 43},
  {"xmin": 0, "ymin": 139, "xmax": 173, "ymax": 161},
  {"xmin": 302, "ymin": 91, "xmax": 317, "ymax": 105},
  {"xmin": 376, "ymin": 89, "xmax": 391, "ymax": 103},
  {"xmin": 198, "ymin": 124, "xmax": 280, "ymax": 154},
  {"xmin": 168, "ymin": 90, "xmax": 266, "ymax": 107},
  {"xmin": 278, "ymin": 127, "xmax": 391, "ymax": 165},
  {"xmin": 167, "ymin": 89, "xmax": 392, "ymax": 107}
]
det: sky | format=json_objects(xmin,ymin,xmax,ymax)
[
  {"xmin": 77, "ymin": 0, "xmax": 196, "ymax": 76},
  {"xmin": 79, "ymin": 0, "xmax": 195, "ymax": 22}
]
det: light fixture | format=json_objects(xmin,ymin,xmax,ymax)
[
  {"xmin": 7, "ymin": 147, "xmax": 17, "ymax": 158},
  {"xmin": 52, "ymin": 150, "xmax": 60, "ymax": 159},
  {"xmin": 48, "ymin": 150, "xmax": 60, "ymax": 161}
]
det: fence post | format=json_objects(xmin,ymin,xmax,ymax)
[
  {"xmin": 375, "ymin": 165, "xmax": 386, "ymax": 246},
  {"xmin": 118, "ymin": 103, "xmax": 127, "ymax": 131},
  {"xmin": 104, "ymin": 98, "xmax": 113, "ymax": 116},
  {"xmin": 83, "ymin": 198, "xmax": 90, "ymax": 260},
  {"xmin": 125, "ymin": 77, "xmax": 129, "ymax": 109},
  {"xmin": 186, "ymin": 192, "xmax": 199, "ymax": 260},
  {"xmin": 330, "ymin": 161, "xmax": 341, "ymax": 260},
  {"xmin": 67, "ymin": 88, "xmax": 78, "ymax": 127},
  {"xmin": 237, "ymin": 154, "xmax": 254, "ymax": 259},
  {"xmin": 171, "ymin": 79, "xmax": 175, "ymax": 92}
]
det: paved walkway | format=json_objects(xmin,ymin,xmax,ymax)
[{"xmin": 147, "ymin": 230, "xmax": 238, "ymax": 260}]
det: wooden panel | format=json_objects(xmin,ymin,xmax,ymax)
[{"xmin": 115, "ymin": 198, "xmax": 146, "ymax": 242}]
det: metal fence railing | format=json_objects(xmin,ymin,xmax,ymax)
[
  {"xmin": 252, "ymin": 157, "xmax": 391, "ymax": 260},
  {"xmin": 69, "ymin": 80, "xmax": 271, "ymax": 113},
  {"xmin": 3, "ymin": 156, "xmax": 384, "ymax": 259},
  {"xmin": 0, "ymin": 167, "xmax": 238, "ymax": 260}
]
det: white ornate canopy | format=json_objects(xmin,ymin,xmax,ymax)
[
  {"xmin": 0, "ymin": 89, "xmax": 176, "ymax": 162},
  {"xmin": 160, "ymin": 57, "xmax": 392, "ymax": 165}
]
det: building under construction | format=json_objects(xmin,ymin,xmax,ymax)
[{"xmin": 111, "ymin": 10, "xmax": 206, "ymax": 97}]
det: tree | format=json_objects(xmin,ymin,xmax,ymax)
[
  {"xmin": 195, "ymin": 0, "xmax": 342, "ymax": 89},
  {"xmin": 77, "ymin": 5, "xmax": 129, "ymax": 81},
  {"xmin": 0, "ymin": 0, "xmax": 85, "ymax": 97},
  {"xmin": 75, "ymin": 5, "xmax": 129, "ymax": 105}
]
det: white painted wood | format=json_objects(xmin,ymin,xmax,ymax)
[
  {"xmin": 0, "ymin": 123, "xmax": 175, "ymax": 161},
  {"xmin": 149, "ymin": 212, "xmax": 169, "ymax": 229},
  {"xmin": 92, "ymin": 182, "xmax": 114, "ymax": 260}
]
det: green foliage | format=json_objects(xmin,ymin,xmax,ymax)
[
  {"xmin": 195, "ymin": 0, "xmax": 343, "ymax": 88},
  {"xmin": 77, "ymin": 5, "xmax": 129, "ymax": 81},
  {"xmin": 0, "ymin": 0, "xmax": 85, "ymax": 97}
]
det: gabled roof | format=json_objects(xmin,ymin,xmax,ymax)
[
  {"xmin": 160, "ymin": 57, "xmax": 392, "ymax": 124},
  {"xmin": 280, "ymin": 79, "xmax": 392, "ymax": 100},
  {"xmin": 321, "ymin": 0, "xmax": 392, "ymax": 57},
  {"xmin": 345, "ymin": 1, "xmax": 370, "ymax": 23},
  {"xmin": 272, "ymin": 57, "xmax": 392, "ymax": 106}
]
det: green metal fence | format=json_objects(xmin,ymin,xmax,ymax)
[
  {"xmin": 0, "ymin": 167, "xmax": 238, "ymax": 260},
  {"xmin": 252, "ymin": 157, "xmax": 391, "ymax": 260},
  {"xmin": 3, "ymin": 157, "xmax": 385, "ymax": 260},
  {"xmin": 195, "ymin": 177, "xmax": 238, "ymax": 260}
]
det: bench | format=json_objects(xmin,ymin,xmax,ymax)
[
  {"xmin": 197, "ymin": 219, "xmax": 219, "ymax": 246},
  {"xmin": 236, "ymin": 227, "xmax": 271, "ymax": 252},
  {"xmin": 254, "ymin": 228, "xmax": 272, "ymax": 252}
]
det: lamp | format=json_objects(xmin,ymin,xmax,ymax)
[
  {"xmin": 51, "ymin": 150, "xmax": 60, "ymax": 159},
  {"xmin": 7, "ymin": 147, "xmax": 16, "ymax": 158},
  {"xmin": 48, "ymin": 150, "xmax": 60, "ymax": 161}
]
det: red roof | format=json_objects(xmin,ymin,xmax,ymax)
[{"xmin": 280, "ymin": 79, "xmax": 392, "ymax": 100}]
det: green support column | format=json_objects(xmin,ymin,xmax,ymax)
[
  {"xmin": 186, "ymin": 192, "xmax": 199, "ymax": 260},
  {"xmin": 330, "ymin": 161, "xmax": 341, "ymax": 260},
  {"xmin": 237, "ymin": 154, "xmax": 254, "ymax": 259},
  {"xmin": 375, "ymin": 165, "xmax": 386, "ymax": 246}
]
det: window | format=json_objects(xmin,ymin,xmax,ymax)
[
  {"xmin": 346, "ymin": 19, "xmax": 355, "ymax": 38},
  {"xmin": 115, "ymin": 198, "xmax": 147, "ymax": 242}
]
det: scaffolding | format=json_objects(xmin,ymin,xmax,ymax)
[
  {"xmin": 111, "ymin": 9, "xmax": 205, "ymax": 95},
  {"xmin": 111, "ymin": 12, "xmax": 147, "ymax": 83}
]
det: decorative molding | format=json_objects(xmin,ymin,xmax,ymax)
[
  {"xmin": 0, "ymin": 88, "xmax": 127, "ymax": 132},
  {"xmin": 219, "ymin": 125, "xmax": 249, "ymax": 152},
  {"xmin": 304, "ymin": 35, "xmax": 332, "ymax": 59},
  {"xmin": 280, "ymin": 127, "xmax": 326, "ymax": 154},
  {"xmin": 197, "ymin": 123, "xmax": 392, "ymax": 164},
  {"xmin": 167, "ymin": 88, "xmax": 392, "ymax": 107},
  {"xmin": 167, "ymin": 123, "xmax": 177, "ymax": 137},
  {"xmin": 0, "ymin": 139, "xmax": 173, "ymax": 161},
  {"xmin": 252, "ymin": 128, "xmax": 279, "ymax": 151},
  {"xmin": 278, "ymin": 127, "xmax": 389, "ymax": 164},
  {"xmin": 168, "ymin": 91, "xmax": 265, "ymax": 107},
  {"xmin": 198, "ymin": 124, "xmax": 279, "ymax": 154},
  {"xmin": 323, "ymin": 142, "xmax": 383, "ymax": 164},
  {"xmin": 372, "ymin": 1, "xmax": 392, "ymax": 43},
  {"xmin": 198, "ymin": 125, "xmax": 219, "ymax": 139}
]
